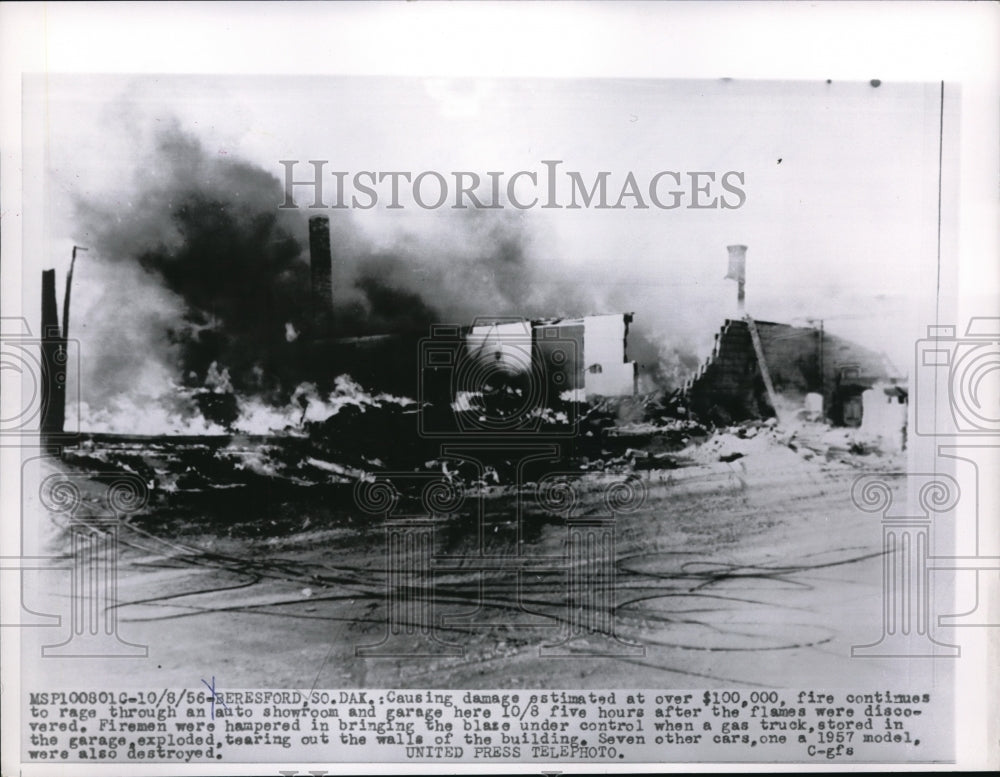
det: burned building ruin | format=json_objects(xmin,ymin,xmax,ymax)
[
  {"xmin": 303, "ymin": 215, "xmax": 638, "ymax": 413},
  {"xmin": 40, "ymin": 215, "xmax": 901, "ymax": 437},
  {"xmin": 684, "ymin": 313, "xmax": 905, "ymax": 427},
  {"xmin": 40, "ymin": 269, "xmax": 67, "ymax": 435}
]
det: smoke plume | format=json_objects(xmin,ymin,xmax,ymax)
[{"xmin": 71, "ymin": 122, "xmax": 692, "ymax": 430}]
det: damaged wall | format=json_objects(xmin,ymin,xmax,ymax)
[
  {"xmin": 40, "ymin": 269, "xmax": 67, "ymax": 435},
  {"xmin": 301, "ymin": 214, "xmax": 634, "ymax": 408},
  {"xmin": 531, "ymin": 313, "xmax": 637, "ymax": 399},
  {"xmin": 467, "ymin": 320, "xmax": 539, "ymax": 378},
  {"xmin": 860, "ymin": 383, "xmax": 907, "ymax": 450},
  {"xmin": 685, "ymin": 318, "xmax": 903, "ymax": 425},
  {"xmin": 414, "ymin": 313, "xmax": 636, "ymax": 414},
  {"xmin": 582, "ymin": 314, "xmax": 638, "ymax": 397}
]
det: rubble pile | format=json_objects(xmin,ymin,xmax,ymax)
[
  {"xmin": 61, "ymin": 385, "xmax": 903, "ymax": 523},
  {"xmin": 675, "ymin": 418, "xmax": 781, "ymax": 466},
  {"xmin": 783, "ymin": 422, "xmax": 902, "ymax": 464}
]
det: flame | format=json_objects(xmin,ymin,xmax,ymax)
[
  {"xmin": 232, "ymin": 376, "xmax": 414, "ymax": 436},
  {"xmin": 74, "ymin": 373, "xmax": 415, "ymax": 437},
  {"xmin": 75, "ymin": 397, "xmax": 228, "ymax": 436}
]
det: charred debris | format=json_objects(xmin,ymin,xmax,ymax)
[{"xmin": 50, "ymin": 219, "xmax": 907, "ymax": 493}]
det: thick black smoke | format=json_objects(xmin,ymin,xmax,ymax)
[
  {"xmin": 73, "ymin": 126, "xmax": 594, "ymax": 405},
  {"xmin": 72, "ymin": 123, "xmax": 695, "ymax": 421},
  {"xmin": 75, "ymin": 127, "xmax": 316, "ymax": 405}
]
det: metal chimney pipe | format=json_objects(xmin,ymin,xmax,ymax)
[{"xmin": 727, "ymin": 244, "xmax": 747, "ymax": 313}]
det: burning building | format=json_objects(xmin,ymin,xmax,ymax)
[
  {"xmin": 684, "ymin": 316, "xmax": 905, "ymax": 425},
  {"xmin": 304, "ymin": 215, "xmax": 638, "ymax": 416},
  {"xmin": 44, "ymin": 192, "xmax": 897, "ymax": 441},
  {"xmin": 529, "ymin": 314, "xmax": 639, "ymax": 399},
  {"xmin": 682, "ymin": 244, "xmax": 906, "ymax": 427}
]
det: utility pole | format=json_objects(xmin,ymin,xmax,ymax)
[
  {"xmin": 62, "ymin": 246, "xmax": 87, "ymax": 340},
  {"xmin": 818, "ymin": 318, "xmax": 824, "ymax": 404},
  {"xmin": 41, "ymin": 246, "xmax": 86, "ymax": 437}
]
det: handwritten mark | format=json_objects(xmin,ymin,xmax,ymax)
[{"xmin": 201, "ymin": 676, "xmax": 230, "ymax": 719}]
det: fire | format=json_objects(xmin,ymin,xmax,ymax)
[
  {"xmin": 233, "ymin": 376, "xmax": 414, "ymax": 436},
  {"xmin": 74, "ymin": 373, "xmax": 415, "ymax": 437},
  {"xmin": 75, "ymin": 396, "xmax": 228, "ymax": 436}
]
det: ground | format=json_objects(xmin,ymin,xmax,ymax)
[{"xmin": 20, "ymin": 427, "xmax": 910, "ymax": 691}]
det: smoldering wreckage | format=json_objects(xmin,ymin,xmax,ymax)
[
  {"xmin": 24, "ymin": 206, "xmax": 920, "ymax": 690},
  {"xmin": 39, "ymin": 216, "xmax": 907, "ymax": 504}
]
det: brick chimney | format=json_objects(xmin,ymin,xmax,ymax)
[{"xmin": 309, "ymin": 215, "xmax": 333, "ymax": 331}]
